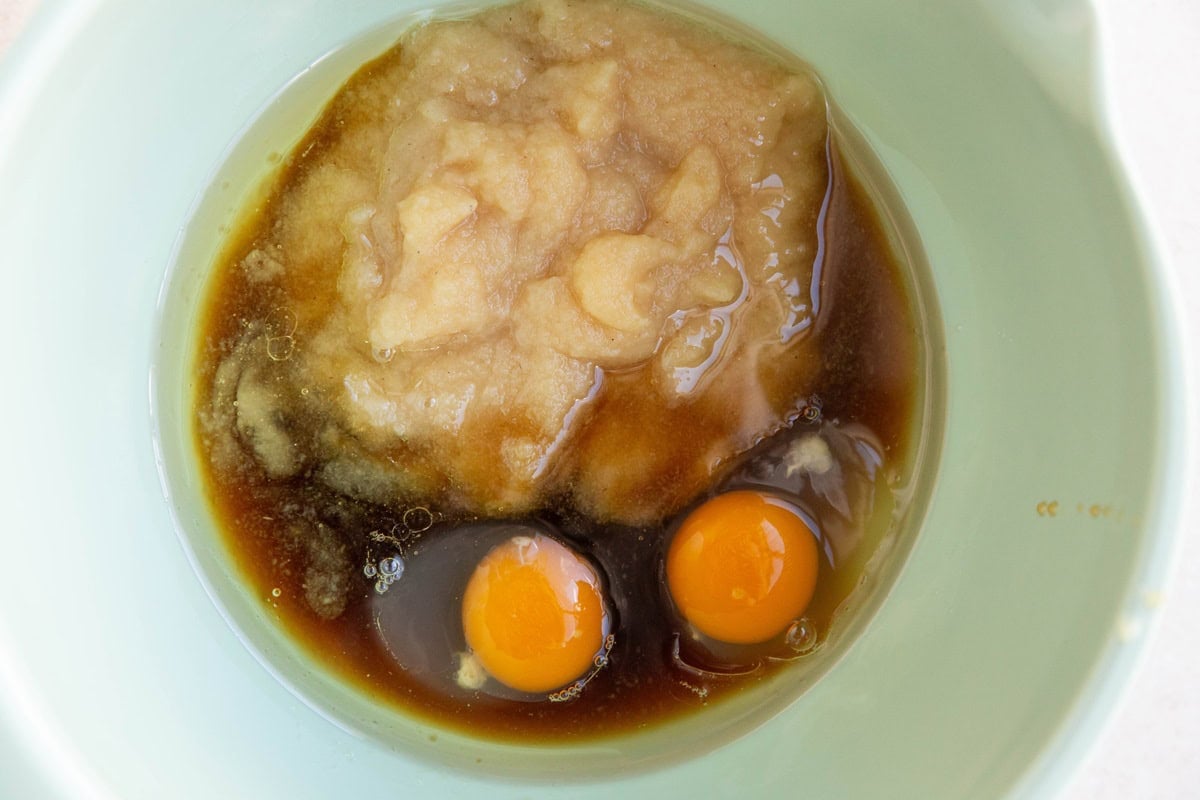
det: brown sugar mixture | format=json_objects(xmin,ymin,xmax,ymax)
[{"xmin": 192, "ymin": 0, "xmax": 927, "ymax": 741}]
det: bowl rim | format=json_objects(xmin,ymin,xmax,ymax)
[{"xmin": 1001, "ymin": 3, "xmax": 1190, "ymax": 796}]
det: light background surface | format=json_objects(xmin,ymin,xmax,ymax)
[{"xmin": 0, "ymin": 0, "xmax": 1195, "ymax": 796}]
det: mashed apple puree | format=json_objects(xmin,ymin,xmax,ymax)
[{"xmin": 199, "ymin": 0, "xmax": 830, "ymax": 524}]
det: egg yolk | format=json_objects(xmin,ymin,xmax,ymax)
[
  {"xmin": 667, "ymin": 490, "xmax": 819, "ymax": 644},
  {"xmin": 462, "ymin": 534, "xmax": 609, "ymax": 694}
]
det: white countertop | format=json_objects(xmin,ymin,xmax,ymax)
[{"xmin": 0, "ymin": 1, "xmax": 1196, "ymax": 796}]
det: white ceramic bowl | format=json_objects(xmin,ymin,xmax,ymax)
[{"xmin": 0, "ymin": 1, "xmax": 1185, "ymax": 797}]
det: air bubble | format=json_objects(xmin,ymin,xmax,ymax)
[
  {"xmin": 370, "ymin": 527, "xmax": 405, "ymax": 550},
  {"xmin": 266, "ymin": 307, "xmax": 297, "ymax": 337},
  {"xmin": 379, "ymin": 556, "xmax": 404, "ymax": 578},
  {"xmin": 363, "ymin": 563, "xmax": 378, "ymax": 578},
  {"xmin": 373, "ymin": 347, "xmax": 395, "ymax": 364},
  {"xmin": 375, "ymin": 579, "xmax": 389, "ymax": 595},
  {"xmin": 785, "ymin": 618, "xmax": 818, "ymax": 655},
  {"xmin": 402, "ymin": 506, "xmax": 434, "ymax": 533},
  {"xmin": 271, "ymin": 588, "xmax": 281, "ymax": 598},
  {"xmin": 266, "ymin": 335, "xmax": 295, "ymax": 361},
  {"xmin": 549, "ymin": 683, "xmax": 583, "ymax": 703}
]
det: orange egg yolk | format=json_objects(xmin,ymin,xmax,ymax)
[
  {"xmin": 667, "ymin": 490, "xmax": 820, "ymax": 645},
  {"xmin": 462, "ymin": 534, "xmax": 609, "ymax": 694}
]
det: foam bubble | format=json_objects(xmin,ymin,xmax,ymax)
[{"xmin": 784, "ymin": 618, "xmax": 818, "ymax": 655}]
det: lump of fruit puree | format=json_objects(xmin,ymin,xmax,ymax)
[{"xmin": 203, "ymin": 0, "xmax": 830, "ymax": 524}]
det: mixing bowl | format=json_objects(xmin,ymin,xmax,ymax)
[{"xmin": 0, "ymin": 0, "xmax": 1183, "ymax": 797}]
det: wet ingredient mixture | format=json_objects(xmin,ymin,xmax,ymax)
[{"xmin": 192, "ymin": 0, "xmax": 926, "ymax": 741}]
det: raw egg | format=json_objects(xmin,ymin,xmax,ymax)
[
  {"xmin": 462, "ymin": 533, "xmax": 610, "ymax": 694},
  {"xmin": 667, "ymin": 490, "xmax": 819, "ymax": 644}
]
